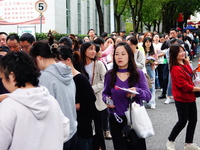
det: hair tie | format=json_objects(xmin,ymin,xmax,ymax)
[{"xmin": 48, "ymin": 43, "xmax": 58, "ymax": 53}]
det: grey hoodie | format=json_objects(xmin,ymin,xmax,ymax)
[
  {"xmin": 39, "ymin": 62, "xmax": 77, "ymax": 140},
  {"xmin": 0, "ymin": 86, "xmax": 70, "ymax": 150}
]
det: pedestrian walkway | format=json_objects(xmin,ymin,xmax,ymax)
[{"xmin": 105, "ymin": 56, "xmax": 200, "ymax": 150}]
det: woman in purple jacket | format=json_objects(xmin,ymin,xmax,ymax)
[{"xmin": 102, "ymin": 42, "xmax": 151, "ymax": 150}]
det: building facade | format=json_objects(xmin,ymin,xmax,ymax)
[{"xmin": 0, "ymin": 0, "xmax": 113, "ymax": 35}]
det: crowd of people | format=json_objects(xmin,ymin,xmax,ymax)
[{"xmin": 0, "ymin": 28, "xmax": 200, "ymax": 150}]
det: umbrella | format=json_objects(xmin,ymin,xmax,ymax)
[
  {"xmin": 187, "ymin": 21, "xmax": 195, "ymax": 25},
  {"xmin": 183, "ymin": 25, "xmax": 198, "ymax": 30},
  {"xmin": 196, "ymin": 21, "xmax": 200, "ymax": 24}
]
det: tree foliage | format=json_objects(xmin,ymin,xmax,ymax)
[{"xmin": 103, "ymin": 0, "xmax": 200, "ymax": 33}]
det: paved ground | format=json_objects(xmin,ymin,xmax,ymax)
[{"xmin": 105, "ymin": 56, "xmax": 200, "ymax": 150}]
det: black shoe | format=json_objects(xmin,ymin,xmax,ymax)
[{"xmin": 158, "ymin": 94, "xmax": 166, "ymax": 99}]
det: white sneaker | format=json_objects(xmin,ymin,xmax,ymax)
[
  {"xmin": 166, "ymin": 140, "xmax": 176, "ymax": 150},
  {"xmin": 164, "ymin": 98, "xmax": 174, "ymax": 104},
  {"xmin": 184, "ymin": 143, "xmax": 200, "ymax": 150}
]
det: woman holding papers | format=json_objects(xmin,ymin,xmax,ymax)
[
  {"xmin": 102, "ymin": 42, "xmax": 151, "ymax": 150},
  {"xmin": 143, "ymin": 37, "xmax": 158, "ymax": 109}
]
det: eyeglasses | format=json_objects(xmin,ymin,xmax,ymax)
[{"xmin": 21, "ymin": 44, "xmax": 31, "ymax": 50}]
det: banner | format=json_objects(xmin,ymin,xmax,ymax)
[{"xmin": 0, "ymin": 0, "xmax": 45, "ymax": 25}]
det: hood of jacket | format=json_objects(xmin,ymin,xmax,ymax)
[
  {"xmin": 43, "ymin": 62, "xmax": 73, "ymax": 86},
  {"xmin": 9, "ymin": 86, "xmax": 51, "ymax": 120}
]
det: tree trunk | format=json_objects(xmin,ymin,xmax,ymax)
[
  {"xmin": 115, "ymin": 15, "xmax": 121, "ymax": 32},
  {"xmin": 95, "ymin": 0, "xmax": 104, "ymax": 35}
]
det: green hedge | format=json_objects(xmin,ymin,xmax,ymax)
[{"xmin": 35, "ymin": 33, "xmax": 88, "ymax": 41}]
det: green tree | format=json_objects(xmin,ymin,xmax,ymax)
[
  {"xmin": 141, "ymin": 0, "xmax": 162, "ymax": 32},
  {"xmin": 161, "ymin": 0, "xmax": 200, "ymax": 33},
  {"xmin": 128, "ymin": 0, "xmax": 144, "ymax": 33}
]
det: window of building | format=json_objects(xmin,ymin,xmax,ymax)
[
  {"xmin": 87, "ymin": 0, "xmax": 90, "ymax": 30},
  {"xmin": 78, "ymin": 0, "xmax": 81, "ymax": 34},
  {"xmin": 95, "ymin": 9, "xmax": 98, "ymax": 35},
  {"xmin": 66, "ymin": 0, "xmax": 71, "ymax": 33}
]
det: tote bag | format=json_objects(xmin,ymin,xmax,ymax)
[
  {"xmin": 192, "ymin": 73, "xmax": 200, "ymax": 97},
  {"xmin": 125, "ymin": 102, "xmax": 155, "ymax": 138}
]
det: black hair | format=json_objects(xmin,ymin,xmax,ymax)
[
  {"xmin": 30, "ymin": 37, "xmax": 58, "ymax": 59},
  {"xmin": 58, "ymin": 36, "xmax": 73, "ymax": 48},
  {"xmin": 143, "ymin": 37, "xmax": 155, "ymax": 55},
  {"xmin": 93, "ymin": 37, "xmax": 105, "ymax": 45},
  {"xmin": 109, "ymin": 42, "xmax": 139, "ymax": 88},
  {"xmin": 57, "ymin": 45, "xmax": 83, "ymax": 72},
  {"xmin": 159, "ymin": 34, "xmax": 165, "ymax": 38},
  {"xmin": 58, "ymin": 45, "xmax": 73, "ymax": 60},
  {"xmin": 127, "ymin": 36, "xmax": 138, "ymax": 45},
  {"xmin": 19, "ymin": 33, "xmax": 35, "ymax": 44},
  {"xmin": 6, "ymin": 34, "xmax": 19, "ymax": 43},
  {"xmin": 101, "ymin": 32, "xmax": 108, "ymax": 38},
  {"xmin": 0, "ymin": 51, "xmax": 40, "ymax": 88},
  {"xmin": 87, "ymin": 29, "xmax": 95, "ymax": 35},
  {"xmin": 169, "ymin": 28, "xmax": 178, "ymax": 33},
  {"xmin": 170, "ymin": 38, "xmax": 178, "ymax": 45},
  {"xmin": 95, "ymin": 44, "xmax": 100, "ymax": 53},
  {"xmin": 80, "ymin": 42, "xmax": 96, "ymax": 65},
  {"xmin": 0, "ymin": 32, "xmax": 8, "ymax": 36},
  {"xmin": 105, "ymin": 36, "xmax": 115, "ymax": 43}
]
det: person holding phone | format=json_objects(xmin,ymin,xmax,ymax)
[{"xmin": 102, "ymin": 42, "xmax": 151, "ymax": 150}]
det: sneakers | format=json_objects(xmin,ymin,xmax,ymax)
[
  {"xmin": 104, "ymin": 131, "xmax": 112, "ymax": 140},
  {"xmin": 166, "ymin": 140, "xmax": 176, "ymax": 150},
  {"xmin": 184, "ymin": 143, "xmax": 200, "ymax": 150},
  {"xmin": 164, "ymin": 97, "xmax": 174, "ymax": 104},
  {"xmin": 151, "ymin": 105, "xmax": 156, "ymax": 109}
]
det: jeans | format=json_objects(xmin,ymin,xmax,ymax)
[
  {"xmin": 168, "ymin": 101, "xmax": 197, "ymax": 143},
  {"xmin": 167, "ymin": 72, "xmax": 172, "ymax": 96},
  {"xmin": 146, "ymin": 65, "xmax": 156, "ymax": 107}
]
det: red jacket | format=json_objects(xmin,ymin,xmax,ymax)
[{"xmin": 171, "ymin": 64, "xmax": 196, "ymax": 102}]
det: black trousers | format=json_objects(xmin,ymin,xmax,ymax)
[
  {"xmin": 92, "ymin": 109, "xmax": 106, "ymax": 150},
  {"xmin": 168, "ymin": 101, "xmax": 197, "ymax": 143},
  {"xmin": 63, "ymin": 132, "xmax": 78, "ymax": 150},
  {"xmin": 109, "ymin": 114, "xmax": 146, "ymax": 150}
]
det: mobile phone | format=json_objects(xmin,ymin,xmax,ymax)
[{"xmin": 106, "ymin": 97, "xmax": 114, "ymax": 105}]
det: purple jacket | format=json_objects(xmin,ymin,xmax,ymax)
[{"xmin": 102, "ymin": 69, "xmax": 151, "ymax": 116}]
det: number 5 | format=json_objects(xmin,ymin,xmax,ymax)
[{"xmin": 38, "ymin": 3, "xmax": 44, "ymax": 11}]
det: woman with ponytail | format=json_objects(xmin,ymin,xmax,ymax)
[
  {"xmin": 30, "ymin": 37, "xmax": 78, "ymax": 150},
  {"xmin": 58, "ymin": 45, "xmax": 97, "ymax": 150}
]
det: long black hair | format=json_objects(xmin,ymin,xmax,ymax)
[
  {"xmin": 80, "ymin": 42, "xmax": 96, "ymax": 65},
  {"xmin": 143, "ymin": 37, "xmax": 155, "ymax": 55},
  {"xmin": 109, "ymin": 42, "xmax": 139, "ymax": 88}
]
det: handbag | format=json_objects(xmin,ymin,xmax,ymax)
[
  {"xmin": 181, "ymin": 66, "xmax": 200, "ymax": 98},
  {"xmin": 122, "ymin": 98, "xmax": 139, "ymax": 145},
  {"xmin": 145, "ymin": 73, "xmax": 153, "ymax": 89},
  {"xmin": 125, "ymin": 97, "xmax": 155, "ymax": 139},
  {"xmin": 192, "ymin": 73, "xmax": 200, "ymax": 97}
]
